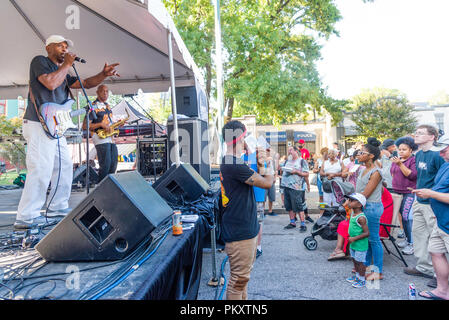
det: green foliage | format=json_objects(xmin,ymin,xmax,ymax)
[
  {"xmin": 163, "ymin": 0, "xmax": 344, "ymax": 124},
  {"xmin": 429, "ymin": 90, "xmax": 449, "ymax": 106},
  {"xmin": 0, "ymin": 116, "xmax": 25, "ymax": 172},
  {"xmin": 349, "ymin": 88, "xmax": 417, "ymax": 141}
]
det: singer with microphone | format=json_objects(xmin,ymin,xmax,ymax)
[{"xmin": 15, "ymin": 35, "xmax": 120, "ymax": 230}]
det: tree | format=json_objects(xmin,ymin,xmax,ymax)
[
  {"xmin": 163, "ymin": 0, "xmax": 346, "ymax": 125},
  {"xmin": 349, "ymin": 88, "xmax": 417, "ymax": 141},
  {"xmin": 0, "ymin": 116, "xmax": 26, "ymax": 172}
]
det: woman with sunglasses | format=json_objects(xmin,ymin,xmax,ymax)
[{"xmin": 356, "ymin": 137, "xmax": 385, "ymax": 281}]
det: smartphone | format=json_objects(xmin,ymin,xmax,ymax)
[{"xmin": 390, "ymin": 151, "xmax": 398, "ymax": 159}]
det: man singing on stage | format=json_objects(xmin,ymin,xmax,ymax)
[
  {"xmin": 83, "ymin": 84, "xmax": 118, "ymax": 182},
  {"xmin": 15, "ymin": 35, "xmax": 120, "ymax": 230}
]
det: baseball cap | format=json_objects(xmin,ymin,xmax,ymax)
[
  {"xmin": 431, "ymin": 134, "xmax": 449, "ymax": 152},
  {"xmin": 298, "ymin": 139, "xmax": 305, "ymax": 144},
  {"xmin": 345, "ymin": 193, "xmax": 367, "ymax": 208},
  {"xmin": 45, "ymin": 35, "xmax": 74, "ymax": 48}
]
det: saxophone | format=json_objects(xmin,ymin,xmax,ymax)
[{"xmin": 97, "ymin": 109, "xmax": 130, "ymax": 139}]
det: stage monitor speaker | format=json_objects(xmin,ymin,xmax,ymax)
[
  {"xmin": 152, "ymin": 163, "xmax": 209, "ymax": 205},
  {"xmin": 72, "ymin": 164, "xmax": 99, "ymax": 188},
  {"xmin": 167, "ymin": 117, "xmax": 210, "ymax": 183},
  {"xmin": 36, "ymin": 171, "xmax": 173, "ymax": 262},
  {"xmin": 175, "ymin": 86, "xmax": 208, "ymax": 122}
]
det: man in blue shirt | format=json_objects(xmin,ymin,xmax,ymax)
[
  {"xmin": 404, "ymin": 125, "xmax": 445, "ymax": 279},
  {"xmin": 242, "ymin": 150, "xmax": 269, "ymax": 258},
  {"xmin": 412, "ymin": 134, "xmax": 449, "ymax": 300}
]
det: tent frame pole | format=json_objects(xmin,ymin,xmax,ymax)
[{"xmin": 167, "ymin": 31, "xmax": 180, "ymax": 167}]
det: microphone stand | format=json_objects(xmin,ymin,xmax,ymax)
[
  {"xmin": 127, "ymin": 96, "xmax": 158, "ymax": 183},
  {"xmin": 72, "ymin": 63, "xmax": 96, "ymax": 195}
]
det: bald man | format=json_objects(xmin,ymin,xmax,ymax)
[
  {"xmin": 15, "ymin": 35, "xmax": 120, "ymax": 230},
  {"xmin": 83, "ymin": 84, "xmax": 118, "ymax": 182}
]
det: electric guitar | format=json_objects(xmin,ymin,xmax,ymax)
[{"xmin": 39, "ymin": 99, "xmax": 85, "ymax": 139}]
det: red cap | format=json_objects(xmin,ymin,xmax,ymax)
[{"xmin": 298, "ymin": 139, "xmax": 305, "ymax": 144}]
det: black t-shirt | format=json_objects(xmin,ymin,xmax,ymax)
[
  {"xmin": 24, "ymin": 55, "xmax": 78, "ymax": 122},
  {"xmin": 89, "ymin": 99, "xmax": 113, "ymax": 133},
  {"xmin": 219, "ymin": 155, "xmax": 259, "ymax": 243}
]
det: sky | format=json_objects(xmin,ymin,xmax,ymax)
[{"xmin": 316, "ymin": 0, "xmax": 449, "ymax": 103}]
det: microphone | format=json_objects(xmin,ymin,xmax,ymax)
[{"xmin": 75, "ymin": 57, "xmax": 86, "ymax": 63}]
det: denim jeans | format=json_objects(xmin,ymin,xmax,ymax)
[
  {"xmin": 317, "ymin": 174, "xmax": 323, "ymax": 196},
  {"xmin": 95, "ymin": 143, "xmax": 118, "ymax": 182},
  {"xmin": 364, "ymin": 202, "xmax": 384, "ymax": 273}
]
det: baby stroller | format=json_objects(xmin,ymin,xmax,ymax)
[{"xmin": 303, "ymin": 179, "xmax": 355, "ymax": 250}]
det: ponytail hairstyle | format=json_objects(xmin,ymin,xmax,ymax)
[{"xmin": 364, "ymin": 137, "xmax": 381, "ymax": 161}]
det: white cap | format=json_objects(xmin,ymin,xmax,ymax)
[
  {"xmin": 431, "ymin": 134, "xmax": 449, "ymax": 152},
  {"xmin": 346, "ymin": 193, "xmax": 367, "ymax": 208},
  {"xmin": 45, "ymin": 35, "xmax": 74, "ymax": 48}
]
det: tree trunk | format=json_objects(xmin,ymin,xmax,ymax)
[
  {"xmin": 205, "ymin": 63, "xmax": 212, "ymax": 119},
  {"xmin": 225, "ymin": 97, "xmax": 234, "ymax": 123}
]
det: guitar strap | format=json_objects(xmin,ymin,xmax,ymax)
[{"xmin": 29, "ymin": 81, "xmax": 56, "ymax": 139}]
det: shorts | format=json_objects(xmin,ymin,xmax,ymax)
[
  {"xmin": 265, "ymin": 183, "xmax": 276, "ymax": 202},
  {"xmin": 256, "ymin": 202, "xmax": 265, "ymax": 223},
  {"xmin": 283, "ymin": 188, "xmax": 306, "ymax": 213},
  {"xmin": 428, "ymin": 225, "xmax": 449, "ymax": 254},
  {"xmin": 350, "ymin": 248, "xmax": 367, "ymax": 263}
]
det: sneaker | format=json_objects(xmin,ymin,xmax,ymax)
[
  {"xmin": 397, "ymin": 230, "xmax": 405, "ymax": 239},
  {"xmin": 256, "ymin": 249, "xmax": 263, "ymax": 259},
  {"xmin": 305, "ymin": 216, "xmax": 315, "ymax": 224},
  {"xmin": 352, "ymin": 279, "xmax": 366, "ymax": 288},
  {"xmin": 299, "ymin": 225, "xmax": 307, "ymax": 233},
  {"xmin": 284, "ymin": 223, "xmax": 296, "ymax": 230},
  {"xmin": 267, "ymin": 212, "xmax": 278, "ymax": 216},
  {"xmin": 402, "ymin": 244, "xmax": 414, "ymax": 255},
  {"xmin": 45, "ymin": 207, "xmax": 72, "ymax": 217},
  {"xmin": 397, "ymin": 240, "xmax": 408, "ymax": 248},
  {"xmin": 14, "ymin": 216, "xmax": 57, "ymax": 230},
  {"xmin": 346, "ymin": 274, "xmax": 358, "ymax": 283}
]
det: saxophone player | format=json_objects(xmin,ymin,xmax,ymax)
[{"xmin": 82, "ymin": 84, "xmax": 118, "ymax": 182}]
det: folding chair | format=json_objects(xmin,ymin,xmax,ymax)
[{"xmin": 379, "ymin": 188, "xmax": 408, "ymax": 267}]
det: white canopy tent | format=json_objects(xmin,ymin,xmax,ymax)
[{"xmin": 0, "ymin": 0, "xmax": 204, "ymax": 98}]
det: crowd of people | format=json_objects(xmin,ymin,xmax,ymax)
[{"xmin": 220, "ymin": 120, "xmax": 449, "ymax": 300}]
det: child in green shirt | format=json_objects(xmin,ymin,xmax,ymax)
[{"xmin": 344, "ymin": 193, "xmax": 370, "ymax": 288}]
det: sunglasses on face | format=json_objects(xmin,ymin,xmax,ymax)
[{"xmin": 358, "ymin": 151, "xmax": 371, "ymax": 156}]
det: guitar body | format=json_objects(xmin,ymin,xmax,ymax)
[{"xmin": 39, "ymin": 99, "xmax": 84, "ymax": 139}]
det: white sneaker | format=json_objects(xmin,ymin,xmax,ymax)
[
  {"xmin": 402, "ymin": 244, "xmax": 414, "ymax": 255},
  {"xmin": 14, "ymin": 216, "xmax": 57, "ymax": 230},
  {"xmin": 397, "ymin": 239, "xmax": 408, "ymax": 248},
  {"xmin": 45, "ymin": 207, "xmax": 72, "ymax": 217}
]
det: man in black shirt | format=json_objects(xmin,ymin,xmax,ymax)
[
  {"xmin": 220, "ymin": 120, "xmax": 274, "ymax": 300},
  {"xmin": 82, "ymin": 84, "xmax": 118, "ymax": 182},
  {"xmin": 15, "ymin": 35, "xmax": 120, "ymax": 230}
]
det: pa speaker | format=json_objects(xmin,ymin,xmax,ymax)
[
  {"xmin": 153, "ymin": 163, "xmax": 209, "ymax": 205},
  {"xmin": 36, "ymin": 171, "xmax": 173, "ymax": 262},
  {"xmin": 167, "ymin": 117, "xmax": 210, "ymax": 183},
  {"xmin": 175, "ymin": 86, "xmax": 208, "ymax": 122}
]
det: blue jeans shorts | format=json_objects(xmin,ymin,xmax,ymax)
[{"xmin": 350, "ymin": 248, "xmax": 367, "ymax": 263}]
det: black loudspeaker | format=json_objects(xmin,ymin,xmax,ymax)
[
  {"xmin": 36, "ymin": 171, "xmax": 173, "ymax": 262},
  {"xmin": 72, "ymin": 164, "xmax": 99, "ymax": 188},
  {"xmin": 153, "ymin": 163, "xmax": 209, "ymax": 204},
  {"xmin": 175, "ymin": 86, "xmax": 208, "ymax": 122},
  {"xmin": 167, "ymin": 117, "xmax": 210, "ymax": 183}
]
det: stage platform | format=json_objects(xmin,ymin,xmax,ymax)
[{"xmin": 0, "ymin": 184, "xmax": 217, "ymax": 300}]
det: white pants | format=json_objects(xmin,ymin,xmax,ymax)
[{"xmin": 17, "ymin": 121, "xmax": 73, "ymax": 221}]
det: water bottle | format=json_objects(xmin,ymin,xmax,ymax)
[{"xmin": 408, "ymin": 283, "xmax": 416, "ymax": 300}]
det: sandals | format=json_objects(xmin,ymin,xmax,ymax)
[
  {"xmin": 366, "ymin": 272, "xmax": 384, "ymax": 281},
  {"xmin": 418, "ymin": 291, "xmax": 446, "ymax": 300},
  {"xmin": 328, "ymin": 250, "xmax": 346, "ymax": 261}
]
